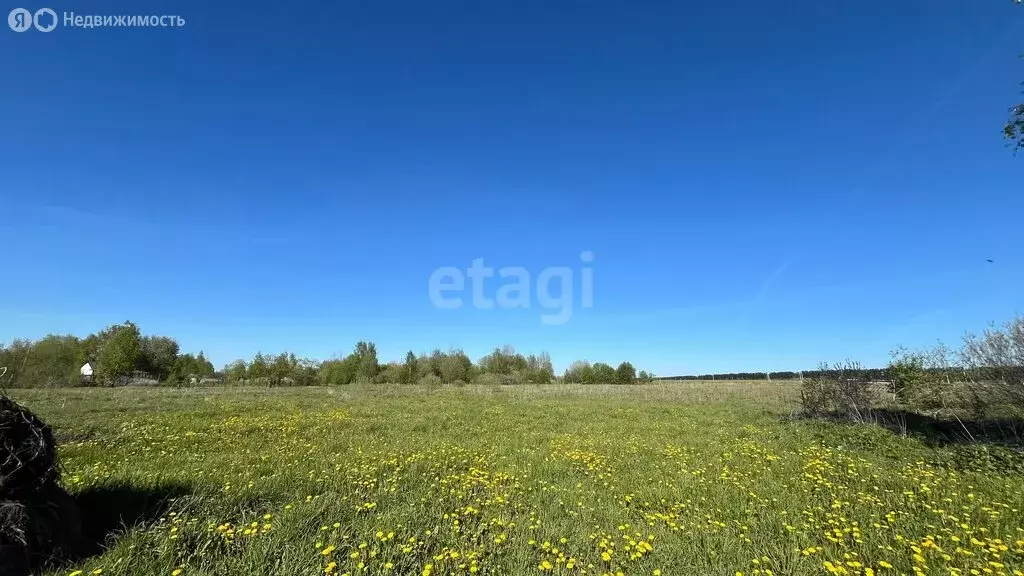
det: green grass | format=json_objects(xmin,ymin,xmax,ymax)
[{"xmin": 10, "ymin": 383, "xmax": 1024, "ymax": 576}]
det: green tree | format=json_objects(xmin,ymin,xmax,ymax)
[
  {"xmin": 292, "ymin": 358, "xmax": 320, "ymax": 386},
  {"xmin": 479, "ymin": 345, "xmax": 527, "ymax": 376},
  {"xmin": 195, "ymin": 352, "xmax": 215, "ymax": 376},
  {"xmin": 615, "ymin": 361, "xmax": 637, "ymax": 385},
  {"xmin": 249, "ymin": 352, "xmax": 269, "ymax": 382},
  {"xmin": 353, "ymin": 341, "xmax": 379, "ymax": 382},
  {"xmin": 376, "ymin": 362, "xmax": 405, "ymax": 384},
  {"xmin": 524, "ymin": 352, "xmax": 554, "ymax": 383},
  {"xmin": 270, "ymin": 353, "xmax": 294, "ymax": 386},
  {"xmin": 591, "ymin": 362, "xmax": 617, "ymax": 384},
  {"xmin": 439, "ymin": 349, "xmax": 473, "ymax": 384},
  {"xmin": 402, "ymin": 351, "xmax": 418, "ymax": 384},
  {"xmin": 2, "ymin": 335, "xmax": 83, "ymax": 387},
  {"xmin": 563, "ymin": 360, "xmax": 594, "ymax": 384},
  {"xmin": 318, "ymin": 357, "xmax": 357, "ymax": 385},
  {"xmin": 96, "ymin": 321, "xmax": 142, "ymax": 385},
  {"xmin": 138, "ymin": 336, "xmax": 180, "ymax": 380},
  {"xmin": 224, "ymin": 360, "xmax": 248, "ymax": 383}
]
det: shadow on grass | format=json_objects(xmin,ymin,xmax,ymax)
[
  {"xmin": 73, "ymin": 481, "xmax": 192, "ymax": 559},
  {"xmin": 870, "ymin": 408, "xmax": 1024, "ymax": 448},
  {"xmin": 792, "ymin": 409, "xmax": 1024, "ymax": 474}
]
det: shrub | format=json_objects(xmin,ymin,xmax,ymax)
[
  {"xmin": 799, "ymin": 361, "xmax": 877, "ymax": 422},
  {"xmin": 960, "ymin": 314, "xmax": 1024, "ymax": 413},
  {"xmin": 418, "ymin": 374, "xmax": 442, "ymax": 387},
  {"xmin": 887, "ymin": 347, "xmax": 930, "ymax": 404},
  {"xmin": 472, "ymin": 373, "xmax": 504, "ymax": 386},
  {"xmin": 500, "ymin": 371, "xmax": 526, "ymax": 386}
]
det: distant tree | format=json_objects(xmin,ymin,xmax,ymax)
[
  {"xmin": 249, "ymin": 352, "xmax": 269, "ymax": 382},
  {"xmin": 418, "ymin": 350, "xmax": 445, "ymax": 380},
  {"xmin": 353, "ymin": 341, "xmax": 379, "ymax": 382},
  {"xmin": 195, "ymin": 352, "xmax": 215, "ymax": 376},
  {"xmin": 591, "ymin": 362, "xmax": 617, "ymax": 384},
  {"xmin": 637, "ymin": 370, "xmax": 655, "ymax": 384},
  {"xmin": 224, "ymin": 360, "xmax": 248, "ymax": 383},
  {"xmin": 563, "ymin": 360, "xmax": 593, "ymax": 384},
  {"xmin": 293, "ymin": 358, "xmax": 320, "ymax": 386},
  {"xmin": 270, "ymin": 352, "xmax": 294, "ymax": 386},
  {"xmin": 319, "ymin": 353, "xmax": 359, "ymax": 385},
  {"xmin": 5, "ymin": 335, "xmax": 83, "ymax": 387},
  {"xmin": 524, "ymin": 352, "xmax": 555, "ymax": 383},
  {"xmin": 480, "ymin": 345, "xmax": 528, "ymax": 376},
  {"xmin": 615, "ymin": 362, "xmax": 637, "ymax": 385},
  {"xmin": 138, "ymin": 336, "xmax": 180, "ymax": 380},
  {"xmin": 376, "ymin": 362, "xmax": 404, "ymax": 384},
  {"xmin": 401, "ymin": 351, "xmax": 418, "ymax": 384},
  {"xmin": 439, "ymin": 349, "xmax": 473, "ymax": 384},
  {"xmin": 96, "ymin": 321, "xmax": 142, "ymax": 385}
]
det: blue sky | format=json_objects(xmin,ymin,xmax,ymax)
[{"xmin": 1, "ymin": 0, "xmax": 1022, "ymax": 375}]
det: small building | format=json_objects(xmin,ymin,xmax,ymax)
[{"xmin": 80, "ymin": 361, "xmax": 95, "ymax": 384}]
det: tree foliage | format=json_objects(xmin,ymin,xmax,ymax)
[
  {"xmin": 0, "ymin": 322, "xmax": 655, "ymax": 389},
  {"xmin": 96, "ymin": 321, "xmax": 142, "ymax": 385},
  {"xmin": 1007, "ymin": 99, "xmax": 1023, "ymax": 152},
  {"xmin": 615, "ymin": 362, "xmax": 637, "ymax": 385},
  {"xmin": 138, "ymin": 336, "xmax": 180, "ymax": 380},
  {"xmin": 1005, "ymin": 2, "xmax": 1023, "ymax": 151}
]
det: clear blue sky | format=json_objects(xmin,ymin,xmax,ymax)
[{"xmin": 2, "ymin": 0, "xmax": 1022, "ymax": 375}]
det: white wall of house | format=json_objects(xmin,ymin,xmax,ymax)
[{"xmin": 80, "ymin": 362, "xmax": 94, "ymax": 377}]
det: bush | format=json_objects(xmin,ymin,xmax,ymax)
[
  {"xmin": 418, "ymin": 374, "xmax": 442, "ymax": 388},
  {"xmin": 881, "ymin": 315, "xmax": 1024, "ymax": 419},
  {"xmin": 375, "ymin": 363, "xmax": 405, "ymax": 384},
  {"xmin": 961, "ymin": 314, "xmax": 1024, "ymax": 413},
  {"xmin": 799, "ymin": 361, "xmax": 877, "ymax": 422},
  {"xmin": 500, "ymin": 371, "xmax": 526, "ymax": 386},
  {"xmin": 472, "ymin": 373, "xmax": 504, "ymax": 386},
  {"xmin": 888, "ymin": 347, "xmax": 926, "ymax": 401}
]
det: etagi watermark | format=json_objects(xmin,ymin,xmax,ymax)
[
  {"xmin": 428, "ymin": 252, "xmax": 594, "ymax": 326},
  {"xmin": 8, "ymin": 8, "xmax": 185, "ymax": 32}
]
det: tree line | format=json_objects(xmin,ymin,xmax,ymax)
[
  {"xmin": 664, "ymin": 369, "xmax": 891, "ymax": 381},
  {"xmin": 0, "ymin": 324, "xmax": 653, "ymax": 388},
  {"xmin": 0, "ymin": 322, "xmax": 214, "ymax": 387}
]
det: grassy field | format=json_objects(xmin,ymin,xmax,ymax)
[{"xmin": 10, "ymin": 382, "xmax": 1024, "ymax": 576}]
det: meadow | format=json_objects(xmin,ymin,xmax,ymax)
[{"xmin": 11, "ymin": 382, "xmax": 1024, "ymax": 576}]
